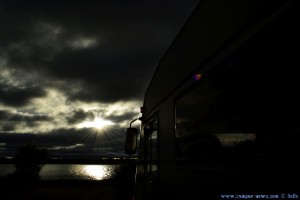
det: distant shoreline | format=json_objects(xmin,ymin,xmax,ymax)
[{"xmin": 0, "ymin": 157, "xmax": 137, "ymax": 165}]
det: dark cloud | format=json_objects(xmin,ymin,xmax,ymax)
[
  {"xmin": 0, "ymin": 126, "xmax": 125, "ymax": 158},
  {"xmin": 0, "ymin": 0, "xmax": 199, "ymax": 157},
  {"xmin": 0, "ymin": 109, "xmax": 52, "ymax": 131},
  {"xmin": 0, "ymin": 111, "xmax": 50, "ymax": 122},
  {"xmin": 0, "ymin": 82, "xmax": 47, "ymax": 106},
  {"xmin": 0, "ymin": 110, "xmax": 51, "ymax": 122},
  {"xmin": 48, "ymin": 47, "xmax": 162, "ymax": 103},
  {"xmin": 0, "ymin": 126, "xmax": 123, "ymax": 146},
  {"xmin": 0, "ymin": 110, "xmax": 8, "ymax": 118},
  {"xmin": 0, "ymin": 0, "xmax": 199, "ymax": 103},
  {"xmin": 66, "ymin": 109, "xmax": 95, "ymax": 124},
  {"xmin": 106, "ymin": 112, "xmax": 138, "ymax": 124},
  {"xmin": 1, "ymin": 123, "xmax": 16, "ymax": 132}
]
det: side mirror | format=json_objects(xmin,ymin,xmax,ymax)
[{"xmin": 125, "ymin": 128, "xmax": 138, "ymax": 154}]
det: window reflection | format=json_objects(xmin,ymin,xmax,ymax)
[{"xmin": 175, "ymin": 56, "xmax": 292, "ymax": 165}]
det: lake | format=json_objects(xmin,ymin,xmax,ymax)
[{"xmin": 0, "ymin": 164, "xmax": 118, "ymax": 180}]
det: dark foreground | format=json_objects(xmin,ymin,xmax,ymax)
[{"xmin": 0, "ymin": 178, "xmax": 115, "ymax": 200}]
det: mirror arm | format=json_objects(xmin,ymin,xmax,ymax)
[{"xmin": 130, "ymin": 117, "xmax": 142, "ymax": 128}]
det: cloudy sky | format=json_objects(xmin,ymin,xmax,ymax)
[{"xmin": 0, "ymin": 0, "xmax": 199, "ymax": 158}]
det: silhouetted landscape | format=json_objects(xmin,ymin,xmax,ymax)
[
  {"xmin": 0, "ymin": 159, "xmax": 136, "ymax": 200},
  {"xmin": 0, "ymin": 144, "xmax": 137, "ymax": 200},
  {"xmin": 0, "ymin": 178, "xmax": 115, "ymax": 200},
  {"xmin": 1, "ymin": 0, "xmax": 299, "ymax": 199}
]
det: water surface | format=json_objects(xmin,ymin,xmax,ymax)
[{"xmin": 0, "ymin": 164, "xmax": 117, "ymax": 180}]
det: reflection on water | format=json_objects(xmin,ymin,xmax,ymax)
[
  {"xmin": 40, "ymin": 164, "xmax": 117, "ymax": 180},
  {"xmin": 83, "ymin": 165, "xmax": 110, "ymax": 180},
  {"xmin": 0, "ymin": 164, "xmax": 117, "ymax": 180}
]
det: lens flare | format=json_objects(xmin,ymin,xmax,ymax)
[{"xmin": 193, "ymin": 73, "xmax": 202, "ymax": 81}]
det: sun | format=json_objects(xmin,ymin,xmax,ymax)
[{"xmin": 77, "ymin": 117, "xmax": 113, "ymax": 130}]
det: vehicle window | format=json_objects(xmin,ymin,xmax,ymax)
[
  {"xmin": 146, "ymin": 120, "xmax": 158, "ymax": 175},
  {"xmin": 175, "ymin": 42, "xmax": 299, "ymax": 166},
  {"xmin": 176, "ymin": 65, "xmax": 257, "ymax": 164},
  {"xmin": 138, "ymin": 119, "xmax": 158, "ymax": 175}
]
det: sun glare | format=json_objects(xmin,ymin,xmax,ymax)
[
  {"xmin": 83, "ymin": 165, "xmax": 109, "ymax": 180},
  {"xmin": 77, "ymin": 117, "xmax": 113, "ymax": 130}
]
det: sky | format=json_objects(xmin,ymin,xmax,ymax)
[{"xmin": 0, "ymin": 0, "xmax": 199, "ymax": 158}]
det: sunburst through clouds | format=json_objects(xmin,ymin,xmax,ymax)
[
  {"xmin": 77, "ymin": 117, "xmax": 113, "ymax": 130},
  {"xmin": 0, "ymin": 0, "xmax": 199, "ymax": 159},
  {"xmin": 75, "ymin": 116, "xmax": 123, "ymax": 152}
]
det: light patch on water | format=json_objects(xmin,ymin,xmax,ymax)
[
  {"xmin": 38, "ymin": 164, "xmax": 116, "ymax": 180},
  {"xmin": 83, "ymin": 165, "xmax": 110, "ymax": 180}
]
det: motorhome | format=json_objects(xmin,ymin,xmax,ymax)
[{"xmin": 126, "ymin": 0, "xmax": 299, "ymax": 199}]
